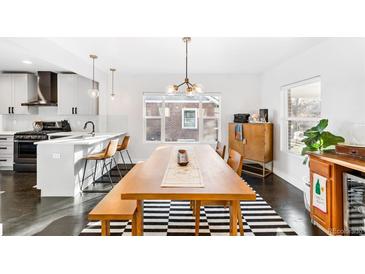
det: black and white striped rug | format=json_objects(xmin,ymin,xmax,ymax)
[{"xmin": 80, "ymin": 193, "xmax": 297, "ymax": 236}]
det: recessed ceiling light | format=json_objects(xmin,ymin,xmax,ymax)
[{"xmin": 22, "ymin": 60, "xmax": 32, "ymax": 65}]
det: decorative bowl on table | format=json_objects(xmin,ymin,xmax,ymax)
[{"xmin": 177, "ymin": 149, "xmax": 189, "ymax": 166}]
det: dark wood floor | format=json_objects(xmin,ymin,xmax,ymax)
[{"xmin": 0, "ymin": 166, "xmax": 324, "ymax": 236}]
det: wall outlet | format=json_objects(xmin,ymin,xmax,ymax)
[{"xmin": 52, "ymin": 153, "xmax": 61, "ymax": 159}]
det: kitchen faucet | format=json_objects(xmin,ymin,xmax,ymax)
[{"xmin": 83, "ymin": 121, "xmax": 95, "ymax": 136}]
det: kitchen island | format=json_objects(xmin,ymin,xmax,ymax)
[{"xmin": 36, "ymin": 132, "xmax": 126, "ymax": 197}]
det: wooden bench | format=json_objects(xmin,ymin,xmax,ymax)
[{"xmin": 88, "ymin": 164, "xmax": 141, "ymax": 236}]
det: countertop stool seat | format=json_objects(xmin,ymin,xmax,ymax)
[
  {"xmin": 117, "ymin": 135, "xmax": 133, "ymax": 170},
  {"xmin": 80, "ymin": 139, "xmax": 119, "ymax": 193}
]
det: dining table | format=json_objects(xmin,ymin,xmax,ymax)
[{"xmin": 119, "ymin": 144, "xmax": 256, "ymax": 236}]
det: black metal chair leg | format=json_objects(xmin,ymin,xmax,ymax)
[
  {"xmin": 101, "ymin": 160, "xmax": 105, "ymax": 181},
  {"xmin": 126, "ymin": 149, "xmax": 133, "ymax": 165},
  {"xmin": 80, "ymin": 159, "xmax": 88, "ymax": 191},
  {"xmin": 104, "ymin": 159, "xmax": 114, "ymax": 188},
  {"xmin": 93, "ymin": 160, "xmax": 98, "ymax": 185},
  {"xmin": 113, "ymin": 156, "xmax": 122, "ymax": 177},
  {"xmin": 120, "ymin": 151, "xmax": 127, "ymax": 170}
]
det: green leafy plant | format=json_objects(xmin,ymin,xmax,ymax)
[{"xmin": 301, "ymin": 119, "xmax": 345, "ymax": 164}]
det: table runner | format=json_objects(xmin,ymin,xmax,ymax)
[{"xmin": 160, "ymin": 146, "xmax": 204, "ymax": 188}]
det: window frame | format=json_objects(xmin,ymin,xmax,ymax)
[
  {"xmin": 143, "ymin": 92, "xmax": 221, "ymax": 144},
  {"xmin": 281, "ymin": 76, "xmax": 322, "ymax": 156},
  {"xmin": 181, "ymin": 108, "xmax": 198, "ymax": 129}
]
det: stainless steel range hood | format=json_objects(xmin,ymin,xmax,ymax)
[{"xmin": 21, "ymin": 71, "xmax": 58, "ymax": 106}]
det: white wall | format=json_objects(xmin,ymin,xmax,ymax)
[
  {"xmin": 260, "ymin": 38, "xmax": 365, "ymax": 190},
  {"xmin": 105, "ymin": 74, "xmax": 261, "ymax": 161}
]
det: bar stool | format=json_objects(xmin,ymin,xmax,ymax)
[
  {"xmin": 80, "ymin": 139, "xmax": 119, "ymax": 193},
  {"xmin": 117, "ymin": 135, "xmax": 133, "ymax": 170}
]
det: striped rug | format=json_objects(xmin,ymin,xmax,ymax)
[{"xmin": 80, "ymin": 192, "xmax": 297, "ymax": 236}]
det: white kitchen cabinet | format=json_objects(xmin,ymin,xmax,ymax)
[
  {"xmin": 0, "ymin": 134, "xmax": 14, "ymax": 170},
  {"xmin": 57, "ymin": 74, "xmax": 99, "ymax": 116},
  {"xmin": 0, "ymin": 74, "xmax": 12, "ymax": 114},
  {"xmin": 0, "ymin": 73, "xmax": 38, "ymax": 115}
]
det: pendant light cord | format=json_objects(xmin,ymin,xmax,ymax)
[
  {"xmin": 111, "ymin": 70, "xmax": 114, "ymax": 94},
  {"xmin": 185, "ymin": 39, "xmax": 188, "ymax": 80},
  {"xmin": 92, "ymin": 57, "xmax": 95, "ymax": 89}
]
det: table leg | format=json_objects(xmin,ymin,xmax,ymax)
[
  {"xmin": 238, "ymin": 206, "xmax": 244, "ymax": 236},
  {"xmin": 194, "ymin": 200, "xmax": 201, "ymax": 236},
  {"xmin": 101, "ymin": 220, "xmax": 110, "ymax": 236},
  {"xmin": 230, "ymin": 200, "xmax": 238, "ymax": 236},
  {"xmin": 136, "ymin": 200, "xmax": 144, "ymax": 236},
  {"xmin": 132, "ymin": 211, "xmax": 137, "ymax": 236}
]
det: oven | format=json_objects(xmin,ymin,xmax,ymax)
[{"xmin": 13, "ymin": 139, "xmax": 38, "ymax": 172}]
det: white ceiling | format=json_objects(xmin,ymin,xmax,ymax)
[
  {"xmin": 0, "ymin": 39, "xmax": 64, "ymax": 72},
  {"xmin": 0, "ymin": 38, "xmax": 326, "ymax": 75}
]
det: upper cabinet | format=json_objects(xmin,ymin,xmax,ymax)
[
  {"xmin": 57, "ymin": 74, "xmax": 98, "ymax": 116},
  {"xmin": 0, "ymin": 73, "xmax": 38, "ymax": 115}
]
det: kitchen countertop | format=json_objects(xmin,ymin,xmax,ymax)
[
  {"xmin": 35, "ymin": 132, "xmax": 126, "ymax": 146},
  {"xmin": 0, "ymin": 131, "xmax": 16, "ymax": 135}
]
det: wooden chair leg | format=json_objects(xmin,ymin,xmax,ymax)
[
  {"xmin": 190, "ymin": 200, "xmax": 195, "ymax": 215},
  {"xmin": 132, "ymin": 212, "xmax": 137, "ymax": 236},
  {"xmin": 101, "ymin": 220, "xmax": 110, "ymax": 236},
  {"xmin": 194, "ymin": 201, "xmax": 201, "ymax": 236},
  {"xmin": 237, "ymin": 204, "xmax": 244, "ymax": 236}
]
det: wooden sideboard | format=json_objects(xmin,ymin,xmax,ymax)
[
  {"xmin": 228, "ymin": 123, "xmax": 273, "ymax": 177},
  {"xmin": 308, "ymin": 151, "xmax": 365, "ymax": 235}
]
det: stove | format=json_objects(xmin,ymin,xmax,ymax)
[{"xmin": 13, "ymin": 120, "xmax": 71, "ymax": 172}]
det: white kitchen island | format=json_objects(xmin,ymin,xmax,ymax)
[{"xmin": 36, "ymin": 132, "xmax": 126, "ymax": 197}]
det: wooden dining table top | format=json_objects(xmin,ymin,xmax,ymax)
[{"xmin": 119, "ymin": 144, "xmax": 256, "ymax": 201}]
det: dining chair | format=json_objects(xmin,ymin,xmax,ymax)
[
  {"xmin": 193, "ymin": 149, "xmax": 245, "ymax": 236},
  {"xmin": 117, "ymin": 135, "xmax": 133, "ymax": 170},
  {"xmin": 80, "ymin": 139, "xmax": 119, "ymax": 193},
  {"xmin": 215, "ymin": 141, "xmax": 226, "ymax": 159}
]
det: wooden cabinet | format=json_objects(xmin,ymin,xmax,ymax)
[
  {"xmin": 228, "ymin": 123, "xmax": 273, "ymax": 177},
  {"xmin": 57, "ymin": 74, "xmax": 98, "ymax": 116},
  {"xmin": 0, "ymin": 73, "xmax": 38, "ymax": 115},
  {"xmin": 0, "ymin": 134, "xmax": 14, "ymax": 170},
  {"xmin": 309, "ymin": 153, "xmax": 353, "ymax": 235}
]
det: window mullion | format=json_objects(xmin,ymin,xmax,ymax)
[
  {"xmin": 161, "ymin": 97, "xmax": 166, "ymax": 142},
  {"xmin": 199, "ymin": 97, "xmax": 203, "ymax": 143}
]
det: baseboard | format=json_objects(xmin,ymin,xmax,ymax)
[{"xmin": 273, "ymin": 168, "xmax": 304, "ymax": 192}]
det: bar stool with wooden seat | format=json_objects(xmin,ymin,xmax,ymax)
[
  {"xmin": 193, "ymin": 149, "xmax": 245, "ymax": 236},
  {"xmin": 117, "ymin": 135, "xmax": 133, "ymax": 170},
  {"xmin": 216, "ymin": 141, "xmax": 226, "ymax": 159},
  {"xmin": 80, "ymin": 139, "xmax": 119, "ymax": 193}
]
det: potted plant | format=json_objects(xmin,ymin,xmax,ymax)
[
  {"xmin": 300, "ymin": 119, "xmax": 345, "ymax": 211},
  {"xmin": 301, "ymin": 119, "xmax": 345, "ymax": 164}
]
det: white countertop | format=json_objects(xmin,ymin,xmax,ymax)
[
  {"xmin": 0, "ymin": 131, "xmax": 16, "ymax": 135},
  {"xmin": 35, "ymin": 132, "xmax": 126, "ymax": 146}
]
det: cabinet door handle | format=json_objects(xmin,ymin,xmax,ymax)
[
  {"xmin": 75, "ymin": 107, "xmax": 77, "ymax": 114},
  {"xmin": 0, "ymin": 138, "xmax": 6, "ymax": 140},
  {"xmin": 0, "ymin": 147, "xmax": 7, "ymax": 149},
  {"xmin": 12, "ymin": 107, "xmax": 14, "ymax": 114},
  {"xmin": 0, "ymin": 159, "xmax": 7, "ymax": 162},
  {"xmin": 8, "ymin": 107, "xmax": 10, "ymax": 114},
  {"xmin": 72, "ymin": 107, "xmax": 74, "ymax": 114}
]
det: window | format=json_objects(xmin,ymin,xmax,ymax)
[
  {"xmin": 143, "ymin": 94, "xmax": 221, "ymax": 143},
  {"xmin": 282, "ymin": 77, "xmax": 321, "ymax": 154},
  {"xmin": 182, "ymin": 108, "xmax": 198, "ymax": 129}
]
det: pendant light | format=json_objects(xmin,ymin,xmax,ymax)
[
  {"xmin": 110, "ymin": 68, "xmax": 116, "ymax": 100},
  {"xmin": 88, "ymin": 54, "xmax": 99, "ymax": 98},
  {"xmin": 167, "ymin": 37, "xmax": 203, "ymax": 96}
]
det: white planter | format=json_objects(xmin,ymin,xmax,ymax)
[{"xmin": 303, "ymin": 175, "xmax": 310, "ymax": 212}]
